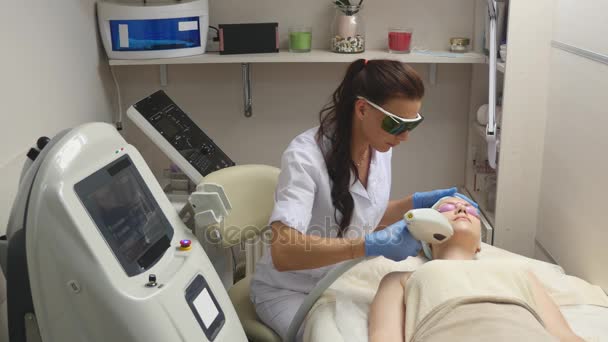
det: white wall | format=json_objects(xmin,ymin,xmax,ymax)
[
  {"xmin": 0, "ymin": 0, "xmax": 115, "ymax": 338},
  {"xmin": 536, "ymin": 0, "xmax": 608, "ymax": 290},
  {"xmin": 0, "ymin": 0, "xmax": 116, "ymax": 231},
  {"xmin": 117, "ymin": 0, "xmax": 478, "ymax": 201}
]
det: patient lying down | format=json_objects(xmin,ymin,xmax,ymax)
[{"xmin": 368, "ymin": 197, "xmax": 584, "ymax": 342}]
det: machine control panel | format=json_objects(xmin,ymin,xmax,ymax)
[{"xmin": 131, "ymin": 90, "xmax": 235, "ymax": 178}]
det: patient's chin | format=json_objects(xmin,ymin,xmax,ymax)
[
  {"xmin": 452, "ymin": 221, "xmax": 481, "ymax": 237},
  {"xmin": 452, "ymin": 220, "xmax": 472, "ymax": 231}
]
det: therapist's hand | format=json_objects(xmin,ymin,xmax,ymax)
[
  {"xmin": 412, "ymin": 188, "xmax": 479, "ymax": 209},
  {"xmin": 364, "ymin": 220, "xmax": 421, "ymax": 261},
  {"xmin": 412, "ymin": 187, "xmax": 457, "ymax": 209}
]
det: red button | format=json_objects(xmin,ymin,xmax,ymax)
[{"xmin": 180, "ymin": 239, "xmax": 191, "ymax": 248}]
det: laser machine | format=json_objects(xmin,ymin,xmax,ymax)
[{"xmin": 1, "ymin": 123, "xmax": 247, "ymax": 342}]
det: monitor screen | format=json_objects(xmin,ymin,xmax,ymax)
[{"xmin": 75, "ymin": 155, "xmax": 173, "ymax": 276}]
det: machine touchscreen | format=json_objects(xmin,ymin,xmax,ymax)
[{"xmin": 75, "ymin": 155, "xmax": 173, "ymax": 276}]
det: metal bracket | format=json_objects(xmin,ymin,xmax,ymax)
[
  {"xmin": 242, "ymin": 63, "xmax": 253, "ymax": 117},
  {"xmin": 159, "ymin": 65, "xmax": 168, "ymax": 87},
  {"xmin": 429, "ymin": 64, "xmax": 437, "ymax": 86},
  {"xmin": 486, "ymin": 0, "xmax": 499, "ymax": 169},
  {"xmin": 109, "ymin": 66, "xmax": 124, "ymax": 130}
]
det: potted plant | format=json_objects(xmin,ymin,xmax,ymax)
[{"xmin": 331, "ymin": 0, "xmax": 365, "ymax": 53}]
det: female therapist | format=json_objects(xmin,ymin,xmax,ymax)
[{"xmin": 250, "ymin": 59, "xmax": 474, "ymax": 341}]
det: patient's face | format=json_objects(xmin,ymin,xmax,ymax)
[{"xmin": 435, "ymin": 197, "xmax": 482, "ymax": 245}]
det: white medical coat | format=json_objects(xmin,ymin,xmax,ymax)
[{"xmin": 251, "ymin": 126, "xmax": 392, "ymax": 305}]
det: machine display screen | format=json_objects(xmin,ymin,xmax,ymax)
[
  {"xmin": 193, "ymin": 288, "xmax": 220, "ymax": 328},
  {"xmin": 185, "ymin": 274, "xmax": 225, "ymax": 340},
  {"xmin": 75, "ymin": 155, "xmax": 173, "ymax": 277}
]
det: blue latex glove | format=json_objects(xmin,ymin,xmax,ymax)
[
  {"xmin": 412, "ymin": 187, "xmax": 457, "ymax": 209},
  {"xmin": 454, "ymin": 192, "xmax": 479, "ymax": 209},
  {"xmin": 412, "ymin": 188, "xmax": 479, "ymax": 209},
  {"xmin": 365, "ymin": 220, "xmax": 421, "ymax": 261}
]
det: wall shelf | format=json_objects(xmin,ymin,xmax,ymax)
[{"xmin": 109, "ymin": 49, "xmax": 487, "ymax": 66}]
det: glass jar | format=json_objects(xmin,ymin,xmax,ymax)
[
  {"xmin": 330, "ymin": 4, "xmax": 365, "ymax": 53},
  {"xmin": 450, "ymin": 37, "xmax": 470, "ymax": 53},
  {"xmin": 388, "ymin": 27, "xmax": 413, "ymax": 54},
  {"xmin": 289, "ymin": 26, "xmax": 312, "ymax": 53}
]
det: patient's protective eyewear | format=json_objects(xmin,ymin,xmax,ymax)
[
  {"xmin": 357, "ymin": 96, "xmax": 424, "ymax": 135},
  {"xmin": 436, "ymin": 202, "xmax": 480, "ymax": 218}
]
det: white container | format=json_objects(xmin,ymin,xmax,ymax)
[
  {"xmin": 499, "ymin": 49, "xmax": 507, "ymax": 62},
  {"xmin": 97, "ymin": 0, "xmax": 209, "ymax": 60},
  {"xmin": 499, "ymin": 44, "xmax": 507, "ymax": 62}
]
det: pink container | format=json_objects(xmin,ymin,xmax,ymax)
[{"xmin": 388, "ymin": 28, "xmax": 413, "ymax": 54}]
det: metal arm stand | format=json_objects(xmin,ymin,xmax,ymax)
[
  {"xmin": 188, "ymin": 183, "xmax": 235, "ymax": 289},
  {"xmin": 242, "ymin": 63, "xmax": 253, "ymax": 117},
  {"xmin": 486, "ymin": 0, "xmax": 499, "ymax": 169}
]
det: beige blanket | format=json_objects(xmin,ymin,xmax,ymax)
[
  {"xmin": 404, "ymin": 259, "xmax": 543, "ymax": 342},
  {"xmin": 412, "ymin": 301, "xmax": 557, "ymax": 342},
  {"xmin": 303, "ymin": 243, "xmax": 608, "ymax": 342}
]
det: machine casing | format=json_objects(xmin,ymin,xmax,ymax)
[
  {"xmin": 97, "ymin": 0, "xmax": 209, "ymax": 59},
  {"xmin": 19, "ymin": 123, "xmax": 246, "ymax": 341}
]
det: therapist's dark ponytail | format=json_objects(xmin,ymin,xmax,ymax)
[{"xmin": 317, "ymin": 59, "xmax": 424, "ymax": 237}]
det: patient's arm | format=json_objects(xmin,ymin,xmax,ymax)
[
  {"xmin": 368, "ymin": 272, "xmax": 411, "ymax": 342},
  {"xmin": 527, "ymin": 271, "xmax": 584, "ymax": 342}
]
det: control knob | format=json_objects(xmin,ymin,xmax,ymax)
[
  {"xmin": 201, "ymin": 145, "xmax": 212, "ymax": 155},
  {"xmin": 146, "ymin": 274, "xmax": 158, "ymax": 288}
]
